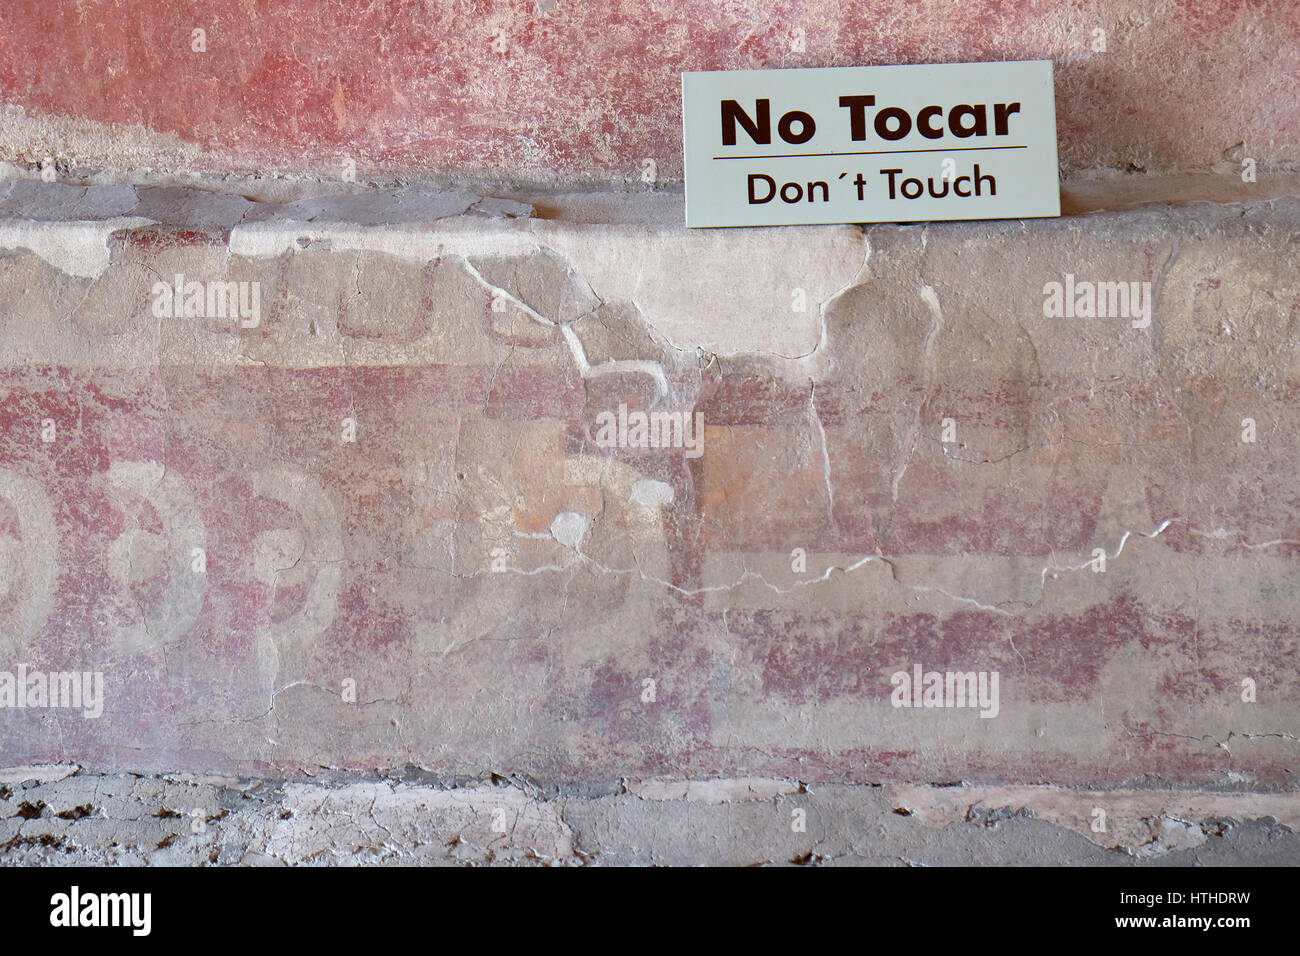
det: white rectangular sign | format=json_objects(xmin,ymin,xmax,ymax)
[{"xmin": 682, "ymin": 60, "xmax": 1059, "ymax": 228}]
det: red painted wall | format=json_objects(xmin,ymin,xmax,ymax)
[{"xmin": 2, "ymin": 2, "xmax": 1297, "ymax": 183}]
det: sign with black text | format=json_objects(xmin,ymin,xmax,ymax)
[{"xmin": 682, "ymin": 60, "xmax": 1060, "ymax": 227}]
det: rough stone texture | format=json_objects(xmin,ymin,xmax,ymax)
[
  {"xmin": 0, "ymin": 1, "xmax": 1296, "ymax": 186},
  {"xmin": 3, "ymin": 766, "xmax": 1297, "ymax": 866}
]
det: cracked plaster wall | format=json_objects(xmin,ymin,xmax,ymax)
[
  {"xmin": 0, "ymin": 0, "xmax": 1298, "ymax": 856},
  {"xmin": 0, "ymin": 187, "xmax": 1293, "ymax": 804}
]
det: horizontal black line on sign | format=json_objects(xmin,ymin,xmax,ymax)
[{"xmin": 711, "ymin": 145, "xmax": 1029, "ymax": 160}]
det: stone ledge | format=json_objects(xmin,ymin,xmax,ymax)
[
  {"xmin": 3, "ymin": 169, "xmax": 1300, "ymax": 225},
  {"xmin": 2, "ymin": 767, "xmax": 1297, "ymax": 866}
]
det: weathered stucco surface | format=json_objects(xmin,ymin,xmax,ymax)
[
  {"xmin": 0, "ymin": 1, "xmax": 1298, "ymax": 865},
  {"xmin": 0, "ymin": 188, "xmax": 1295, "ymax": 843}
]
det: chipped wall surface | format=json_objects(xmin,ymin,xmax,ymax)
[{"xmin": 0, "ymin": 1, "xmax": 1297, "ymax": 184}]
